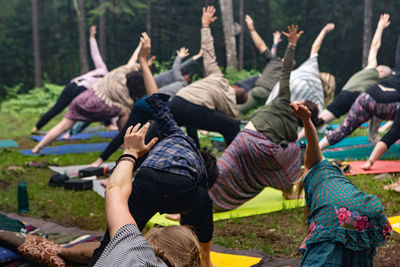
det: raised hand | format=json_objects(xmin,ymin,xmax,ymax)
[
  {"xmin": 193, "ymin": 49, "xmax": 203, "ymax": 60},
  {"xmin": 378, "ymin": 13, "xmax": 390, "ymax": 29},
  {"xmin": 290, "ymin": 102, "xmax": 311, "ymax": 122},
  {"xmin": 202, "ymin": 6, "xmax": 217, "ymax": 27},
  {"xmin": 245, "ymin": 15, "xmax": 255, "ymax": 31},
  {"xmin": 323, "ymin": 23, "xmax": 335, "ymax": 33},
  {"xmin": 273, "ymin": 31, "xmax": 282, "ymax": 44},
  {"xmin": 90, "ymin": 25, "xmax": 96, "ymax": 38},
  {"xmin": 138, "ymin": 32, "xmax": 151, "ymax": 61},
  {"xmin": 123, "ymin": 123, "xmax": 158, "ymax": 158},
  {"xmin": 282, "ymin": 25, "xmax": 303, "ymax": 47},
  {"xmin": 176, "ymin": 47, "xmax": 190, "ymax": 58}
]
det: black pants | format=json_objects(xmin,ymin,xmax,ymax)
[
  {"xmin": 35, "ymin": 82, "xmax": 86, "ymax": 129},
  {"xmin": 169, "ymin": 96, "xmax": 240, "ymax": 147},
  {"xmin": 326, "ymin": 90, "xmax": 361, "ymax": 118},
  {"xmin": 89, "ymin": 167, "xmax": 213, "ymax": 266},
  {"xmin": 366, "ymin": 84, "xmax": 400, "ymax": 103}
]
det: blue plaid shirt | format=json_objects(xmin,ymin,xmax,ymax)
[{"xmin": 140, "ymin": 94, "xmax": 208, "ymax": 185}]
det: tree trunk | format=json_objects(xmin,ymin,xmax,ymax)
[
  {"xmin": 146, "ymin": 0, "xmax": 152, "ymax": 38},
  {"xmin": 32, "ymin": 0, "xmax": 42, "ymax": 88},
  {"xmin": 98, "ymin": 0, "xmax": 106, "ymax": 60},
  {"xmin": 219, "ymin": 0, "xmax": 238, "ymax": 69},
  {"xmin": 75, "ymin": 0, "xmax": 89, "ymax": 74},
  {"xmin": 362, "ymin": 0, "xmax": 373, "ymax": 67},
  {"xmin": 238, "ymin": 0, "xmax": 244, "ymax": 70}
]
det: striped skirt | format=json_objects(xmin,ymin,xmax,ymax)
[{"xmin": 209, "ymin": 129, "xmax": 301, "ymax": 211}]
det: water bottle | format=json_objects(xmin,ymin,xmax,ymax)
[{"xmin": 17, "ymin": 181, "xmax": 29, "ymax": 213}]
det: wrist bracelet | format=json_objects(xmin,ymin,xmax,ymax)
[
  {"xmin": 117, "ymin": 153, "xmax": 137, "ymax": 166},
  {"xmin": 117, "ymin": 157, "xmax": 136, "ymax": 166}
]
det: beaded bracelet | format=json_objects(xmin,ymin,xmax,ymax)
[{"xmin": 116, "ymin": 153, "xmax": 137, "ymax": 166}]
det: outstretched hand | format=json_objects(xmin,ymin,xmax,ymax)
[
  {"xmin": 202, "ymin": 6, "xmax": 217, "ymax": 27},
  {"xmin": 323, "ymin": 23, "xmax": 335, "ymax": 33},
  {"xmin": 290, "ymin": 102, "xmax": 310, "ymax": 122},
  {"xmin": 176, "ymin": 47, "xmax": 190, "ymax": 58},
  {"xmin": 245, "ymin": 15, "xmax": 254, "ymax": 31},
  {"xmin": 90, "ymin": 25, "xmax": 96, "ymax": 38},
  {"xmin": 378, "ymin": 13, "xmax": 390, "ymax": 29},
  {"xmin": 123, "ymin": 123, "xmax": 158, "ymax": 158},
  {"xmin": 193, "ymin": 49, "xmax": 203, "ymax": 60},
  {"xmin": 282, "ymin": 25, "xmax": 303, "ymax": 47},
  {"xmin": 138, "ymin": 32, "xmax": 151, "ymax": 61},
  {"xmin": 273, "ymin": 31, "xmax": 282, "ymax": 44}
]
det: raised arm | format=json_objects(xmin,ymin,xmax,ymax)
[
  {"xmin": 138, "ymin": 33, "xmax": 159, "ymax": 96},
  {"xmin": 89, "ymin": 25, "xmax": 107, "ymax": 71},
  {"xmin": 127, "ymin": 41, "xmax": 143, "ymax": 66},
  {"xmin": 201, "ymin": 6, "xmax": 221, "ymax": 77},
  {"xmin": 278, "ymin": 25, "xmax": 303, "ymax": 100},
  {"xmin": 291, "ymin": 103, "xmax": 323, "ymax": 170},
  {"xmin": 172, "ymin": 47, "xmax": 189, "ymax": 82},
  {"xmin": 365, "ymin": 14, "xmax": 391, "ymax": 69},
  {"xmin": 245, "ymin": 14, "xmax": 268, "ymax": 54},
  {"xmin": 271, "ymin": 31, "xmax": 282, "ymax": 56},
  {"xmin": 105, "ymin": 123, "xmax": 157, "ymax": 238},
  {"xmin": 310, "ymin": 23, "xmax": 334, "ymax": 57}
]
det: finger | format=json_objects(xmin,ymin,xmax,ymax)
[
  {"xmin": 297, "ymin": 30, "xmax": 304, "ymax": 37},
  {"xmin": 281, "ymin": 31, "xmax": 289, "ymax": 37},
  {"xmin": 131, "ymin": 123, "xmax": 141, "ymax": 134},
  {"xmin": 125, "ymin": 126, "xmax": 134, "ymax": 137},
  {"xmin": 145, "ymin": 137, "xmax": 159, "ymax": 151},
  {"xmin": 138, "ymin": 122, "xmax": 151, "ymax": 135}
]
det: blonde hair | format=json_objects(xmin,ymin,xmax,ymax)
[
  {"xmin": 144, "ymin": 225, "xmax": 201, "ymax": 267},
  {"xmin": 320, "ymin": 72, "xmax": 336, "ymax": 105}
]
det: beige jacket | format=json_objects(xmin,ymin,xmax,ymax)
[
  {"xmin": 93, "ymin": 64, "xmax": 138, "ymax": 110},
  {"xmin": 176, "ymin": 28, "xmax": 238, "ymax": 117}
]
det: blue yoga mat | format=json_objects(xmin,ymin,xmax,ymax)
[
  {"xmin": 0, "ymin": 140, "xmax": 19, "ymax": 148},
  {"xmin": 298, "ymin": 136, "xmax": 370, "ymax": 148},
  {"xmin": 20, "ymin": 143, "xmax": 110, "ymax": 156},
  {"xmin": 322, "ymin": 143, "xmax": 400, "ymax": 160},
  {"xmin": 31, "ymin": 131, "xmax": 118, "ymax": 142},
  {"xmin": 328, "ymin": 122, "xmax": 387, "ymax": 130}
]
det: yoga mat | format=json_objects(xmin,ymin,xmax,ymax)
[
  {"xmin": 329, "ymin": 122, "xmax": 369, "ymax": 129},
  {"xmin": 388, "ymin": 216, "xmax": 400, "ymax": 234},
  {"xmin": 20, "ymin": 143, "xmax": 110, "ymax": 156},
  {"xmin": 210, "ymin": 251, "xmax": 261, "ymax": 267},
  {"xmin": 49, "ymin": 163, "xmax": 115, "ymax": 176},
  {"xmin": 146, "ymin": 187, "xmax": 305, "ymax": 227},
  {"xmin": 322, "ymin": 143, "xmax": 400, "ymax": 160},
  {"xmin": 344, "ymin": 160, "xmax": 400, "ymax": 175},
  {"xmin": 31, "ymin": 131, "xmax": 118, "ymax": 142},
  {"xmin": 0, "ymin": 140, "xmax": 18, "ymax": 148}
]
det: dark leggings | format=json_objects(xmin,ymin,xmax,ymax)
[
  {"xmin": 89, "ymin": 167, "xmax": 213, "ymax": 266},
  {"xmin": 35, "ymin": 82, "xmax": 86, "ymax": 129},
  {"xmin": 366, "ymin": 84, "xmax": 400, "ymax": 103},
  {"xmin": 169, "ymin": 96, "xmax": 240, "ymax": 147}
]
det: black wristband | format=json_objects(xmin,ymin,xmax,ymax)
[{"xmin": 116, "ymin": 153, "xmax": 137, "ymax": 166}]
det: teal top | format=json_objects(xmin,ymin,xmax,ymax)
[{"xmin": 300, "ymin": 159, "xmax": 392, "ymax": 251}]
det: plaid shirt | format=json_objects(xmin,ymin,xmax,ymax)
[{"xmin": 140, "ymin": 94, "xmax": 208, "ymax": 185}]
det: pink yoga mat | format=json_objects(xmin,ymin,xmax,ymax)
[{"xmin": 345, "ymin": 160, "xmax": 400, "ymax": 175}]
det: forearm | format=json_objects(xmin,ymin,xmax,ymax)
[
  {"xmin": 90, "ymin": 37, "xmax": 107, "ymax": 70},
  {"xmin": 303, "ymin": 118, "xmax": 323, "ymax": 169},
  {"xmin": 271, "ymin": 43, "xmax": 278, "ymax": 56},
  {"xmin": 128, "ymin": 44, "xmax": 141, "ymax": 66},
  {"xmin": 140, "ymin": 58, "xmax": 159, "ymax": 96},
  {"xmin": 368, "ymin": 141, "xmax": 388, "ymax": 164},
  {"xmin": 249, "ymin": 29, "xmax": 268, "ymax": 54},
  {"xmin": 310, "ymin": 29, "xmax": 327, "ymax": 56},
  {"xmin": 367, "ymin": 26, "xmax": 384, "ymax": 68},
  {"xmin": 201, "ymin": 27, "xmax": 220, "ymax": 76},
  {"xmin": 172, "ymin": 56, "xmax": 185, "ymax": 81},
  {"xmin": 278, "ymin": 45, "xmax": 295, "ymax": 98}
]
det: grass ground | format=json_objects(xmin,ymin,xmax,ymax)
[{"xmin": 0, "ymin": 110, "xmax": 399, "ymax": 266}]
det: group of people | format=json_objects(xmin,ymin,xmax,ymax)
[{"xmin": 29, "ymin": 6, "xmax": 396, "ymax": 266}]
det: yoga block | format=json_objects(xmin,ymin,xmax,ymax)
[
  {"xmin": 64, "ymin": 180, "xmax": 93, "ymax": 191},
  {"xmin": 49, "ymin": 174, "xmax": 69, "ymax": 187},
  {"xmin": 79, "ymin": 167, "xmax": 104, "ymax": 178}
]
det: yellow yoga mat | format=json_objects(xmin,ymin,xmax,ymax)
[
  {"xmin": 388, "ymin": 216, "xmax": 400, "ymax": 234},
  {"xmin": 210, "ymin": 251, "xmax": 261, "ymax": 267},
  {"xmin": 146, "ymin": 187, "xmax": 305, "ymax": 227}
]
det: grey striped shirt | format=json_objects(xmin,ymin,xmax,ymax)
[{"xmin": 94, "ymin": 224, "xmax": 168, "ymax": 267}]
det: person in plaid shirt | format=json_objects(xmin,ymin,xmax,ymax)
[{"xmin": 89, "ymin": 33, "xmax": 218, "ymax": 267}]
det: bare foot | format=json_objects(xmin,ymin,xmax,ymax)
[
  {"xmin": 32, "ymin": 146, "xmax": 40, "ymax": 154},
  {"xmin": 31, "ymin": 127, "xmax": 38, "ymax": 134},
  {"xmin": 383, "ymin": 178, "xmax": 400, "ymax": 191},
  {"xmin": 165, "ymin": 214, "xmax": 181, "ymax": 221},
  {"xmin": 360, "ymin": 160, "xmax": 373, "ymax": 170},
  {"xmin": 105, "ymin": 124, "xmax": 118, "ymax": 131},
  {"xmin": 100, "ymin": 178, "xmax": 109, "ymax": 188},
  {"xmin": 62, "ymin": 133, "xmax": 71, "ymax": 140}
]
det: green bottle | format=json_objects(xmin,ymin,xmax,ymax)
[{"xmin": 17, "ymin": 181, "xmax": 29, "ymax": 213}]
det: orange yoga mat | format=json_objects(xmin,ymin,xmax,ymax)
[{"xmin": 345, "ymin": 160, "xmax": 400, "ymax": 176}]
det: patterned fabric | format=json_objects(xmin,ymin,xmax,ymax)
[
  {"xmin": 209, "ymin": 129, "xmax": 301, "ymax": 211},
  {"xmin": 266, "ymin": 54, "xmax": 324, "ymax": 111},
  {"xmin": 94, "ymin": 224, "xmax": 167, "ymax": 267},
  {"xmin": 140, "ymin": 94, "xmax": 208, "ymax": 185},
  {"xmin": 65, "ymin": 89, "xmax": 120, "ymax": 122},
  {"xmin": 17, "ymin": 235, "xmax": 65, "ymax": 267},
  {"xmin": 327, "ymin": 93, "xmax": 400, "ymax": 146},
  {"xmin": 0, "ymin": 245, "xmax": 20, "ymax": 264},
  {"xmin": 301, "ymin": 159, "xmax": 392, "ymax": 251}
]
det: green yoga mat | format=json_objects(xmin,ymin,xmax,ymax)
[
  {"xmin": 323, "ymin": 143, "xmax": 400, "ymax": 160},
  {"xmin": 0, "ymin": 140, "xmax": 18, "ymax": 149},
  {"xmin": 146, "ymin": 187, "xmax": 305, "ymax": 227}
]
